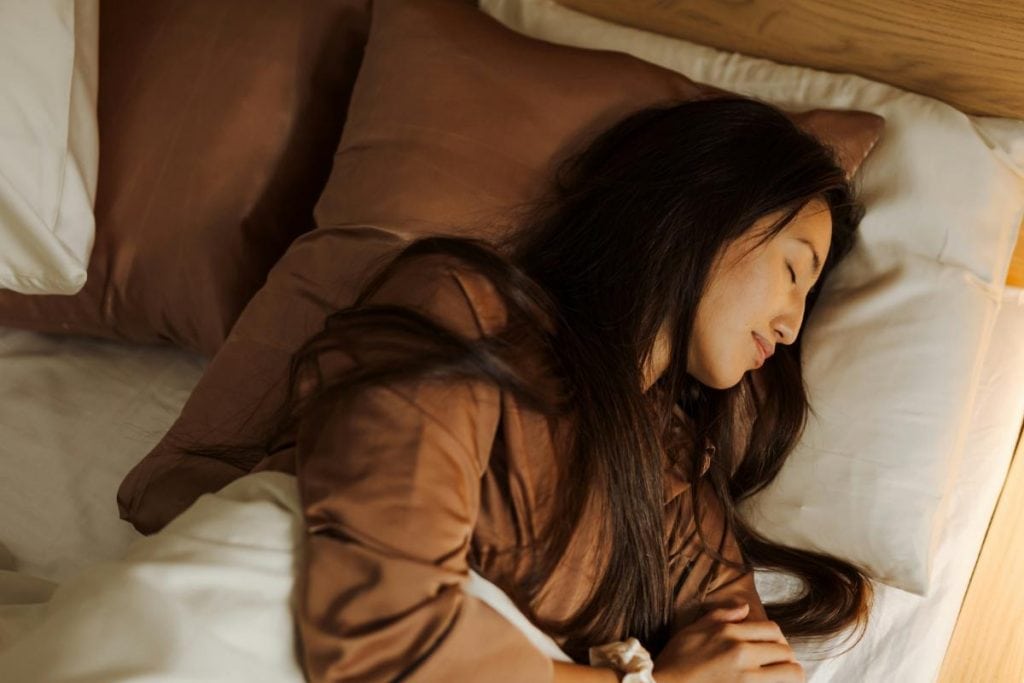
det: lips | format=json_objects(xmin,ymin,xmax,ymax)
[{"xmin": 752, "ymin": 332, "xmax": 774, "ymax": 366}]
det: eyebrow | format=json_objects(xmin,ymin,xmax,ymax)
[{"xmin": 797, "ymin": 238, "xmax": 822, "ymax": 275}]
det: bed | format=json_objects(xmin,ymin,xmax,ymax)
[{"xmin": 1, "ymin": 1, "xmax": 1023, "ymax": 681}]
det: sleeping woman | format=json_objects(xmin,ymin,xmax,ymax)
[{"xmin": 249, "ymin": 95, "xmax": 873, "ymax": 682}]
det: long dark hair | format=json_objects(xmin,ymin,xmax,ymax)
[{"xmin": 200, "ymin": 95, "xmax": 873, "ymax": 661}]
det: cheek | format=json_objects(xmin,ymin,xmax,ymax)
[
  {"xmin": 689, "ymin": 266, "xmax": 771, "ymax": 386},
  {"xmin": 689, "ymin": 287, "xmax": 740, "ymax": 386}
]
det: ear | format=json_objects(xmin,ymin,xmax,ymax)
[{"xmin": 790, "ymin": 109, "xmax": 887, "ymax": 179}]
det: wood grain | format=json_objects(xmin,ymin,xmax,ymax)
[
  {"xmin": 555, "ymin": 0, "xmax": 1024, "ymax": 119},
  {"xmin": 1010, "ymin": 220, "xmax": 1024, "ymax": 289},
  {"xmin": 554, "ymin": 0, "xmax": 1024, "ymax": 289},
  {"xmin": 938, "ymin": 424, "xmax": 1024, "ymax": 682}
]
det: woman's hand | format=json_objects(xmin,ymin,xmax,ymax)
[{"xmin": 653, "ymin": 601, "xmax": 805, "ymax": 683}]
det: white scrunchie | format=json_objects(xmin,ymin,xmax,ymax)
[{"xmin": 589, "ymin": 637, "xmax": 657, "ymax": 682}]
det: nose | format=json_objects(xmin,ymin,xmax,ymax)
[{"xmin": 772, "ymin": 292, "xmax": 806, "ymax": 345}]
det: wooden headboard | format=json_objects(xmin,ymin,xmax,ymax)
[{"xmin": 554, "ymin": 0, "xmax": 1024, "ymax": 287}]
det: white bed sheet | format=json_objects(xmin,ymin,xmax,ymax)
[
  {"xmin": 0, "ymin": 284, "xmax": 1022, "ymax": 682},
  {"xmin": 0, "ymin": 330, "xmax": 205, "ymax": 581}
]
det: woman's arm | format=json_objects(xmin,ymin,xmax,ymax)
[
  {"xmin": 294, "ymin": 255, "xmax": 555, "ymax": 682},
  {"xmin": 694, "ymin": 537, "xmax": 769, "ymax": 623},
  {"xmin": 668, "ymin": 481, "xmax": 769, "ymax": 629},
  {"xmin": 655, "ymin": 482, "xmax": 801, "ymax": 682},
  {"xmin": 552, "ymin": 661, "xmax": 620, "ymax": 682}
]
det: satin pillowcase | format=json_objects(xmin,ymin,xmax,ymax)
[{"xmin": 115, "ymin": 0, "xmax": 883, "ymax": 536}]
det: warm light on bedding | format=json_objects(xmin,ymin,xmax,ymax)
[{"xmin": 1, "ymin": 1, "xmax": 1022, "ymax": 682}]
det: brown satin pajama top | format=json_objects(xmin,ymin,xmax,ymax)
[{"xmin": 254, "ymin": 253, "xmax": 767, "ymax": 682}]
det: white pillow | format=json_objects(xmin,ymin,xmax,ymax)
[
  {"xmin": 0, "ymin": 0, "xmax": 99, "ymax": 295},
  {"xmin": 747, "ymin": 252, "xmax": 997, "ymax": 590},
  {"xmin": 480, "ymin": 0, "xmax": 1024, "ymax": 594}
]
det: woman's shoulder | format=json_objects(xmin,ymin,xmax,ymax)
[
  {"xmin": 363, "ymin": 251, "xmax": 512, "ymax": 340},
  {"xmin": 361, "ymin": 247, "xmax": 566, "ymax": 412}
]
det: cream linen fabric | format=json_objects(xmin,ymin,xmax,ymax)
[
  {"xmin": 0, "ymin": 472, "xmax": 569, "ymax": 681},
  {"xmin": 0, "ymin": 0, "xmax": 99, "ymax": 294}
]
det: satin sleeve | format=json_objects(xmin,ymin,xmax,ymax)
[
  {"xmin": 293, "ymin": 255, "xmax": 554, "ymax": 682},
  {"xmin": 668, "ymin": 479, "xmax": 769, "ymax": 632},
  {"xmin": 697, "ymin": 509, "xmax": 769, "ymax": 623}
]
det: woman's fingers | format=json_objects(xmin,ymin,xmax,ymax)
[
  {"xmin": 729, "ymin": 640, "xmax": 798, "ymax": 668},
  {"xmin": 698, "ymin": 601, "xmax": 750, "ymax": 624},
  {"xmin": 741, "ymin": 661, "xmax": 806, "ymax": 682},
  {"xmin": 718, "ymin": 619, "xmax": 789, "ymax": 645},
  {"xmin": 655, "ymin": 607, "xmax": 804, "ymax": 683}
]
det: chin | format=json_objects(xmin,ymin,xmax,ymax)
[
  {"xmin": 690, "ymin": 366, "xmax": 742, "ymax": 391},
  {"xmin": 711, "ymin": 376, "xmax": 744, "ymax": 390}
]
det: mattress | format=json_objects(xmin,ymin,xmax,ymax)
[{"xmin": 1, "ymin": 284, "xmax": 1023, "ymax": 681}]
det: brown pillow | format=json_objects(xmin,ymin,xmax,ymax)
[
  {"xmin": 0, "ymin": 0, "xmax": 371, "ymax": 357},
  {"xmin": 117, "ymin": 0, "xmax": 885, "ymax": 534}
]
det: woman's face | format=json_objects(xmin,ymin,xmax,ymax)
[{"xmin": 643, "ymin": 198, "xmax": 833, "ymax": 391}]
